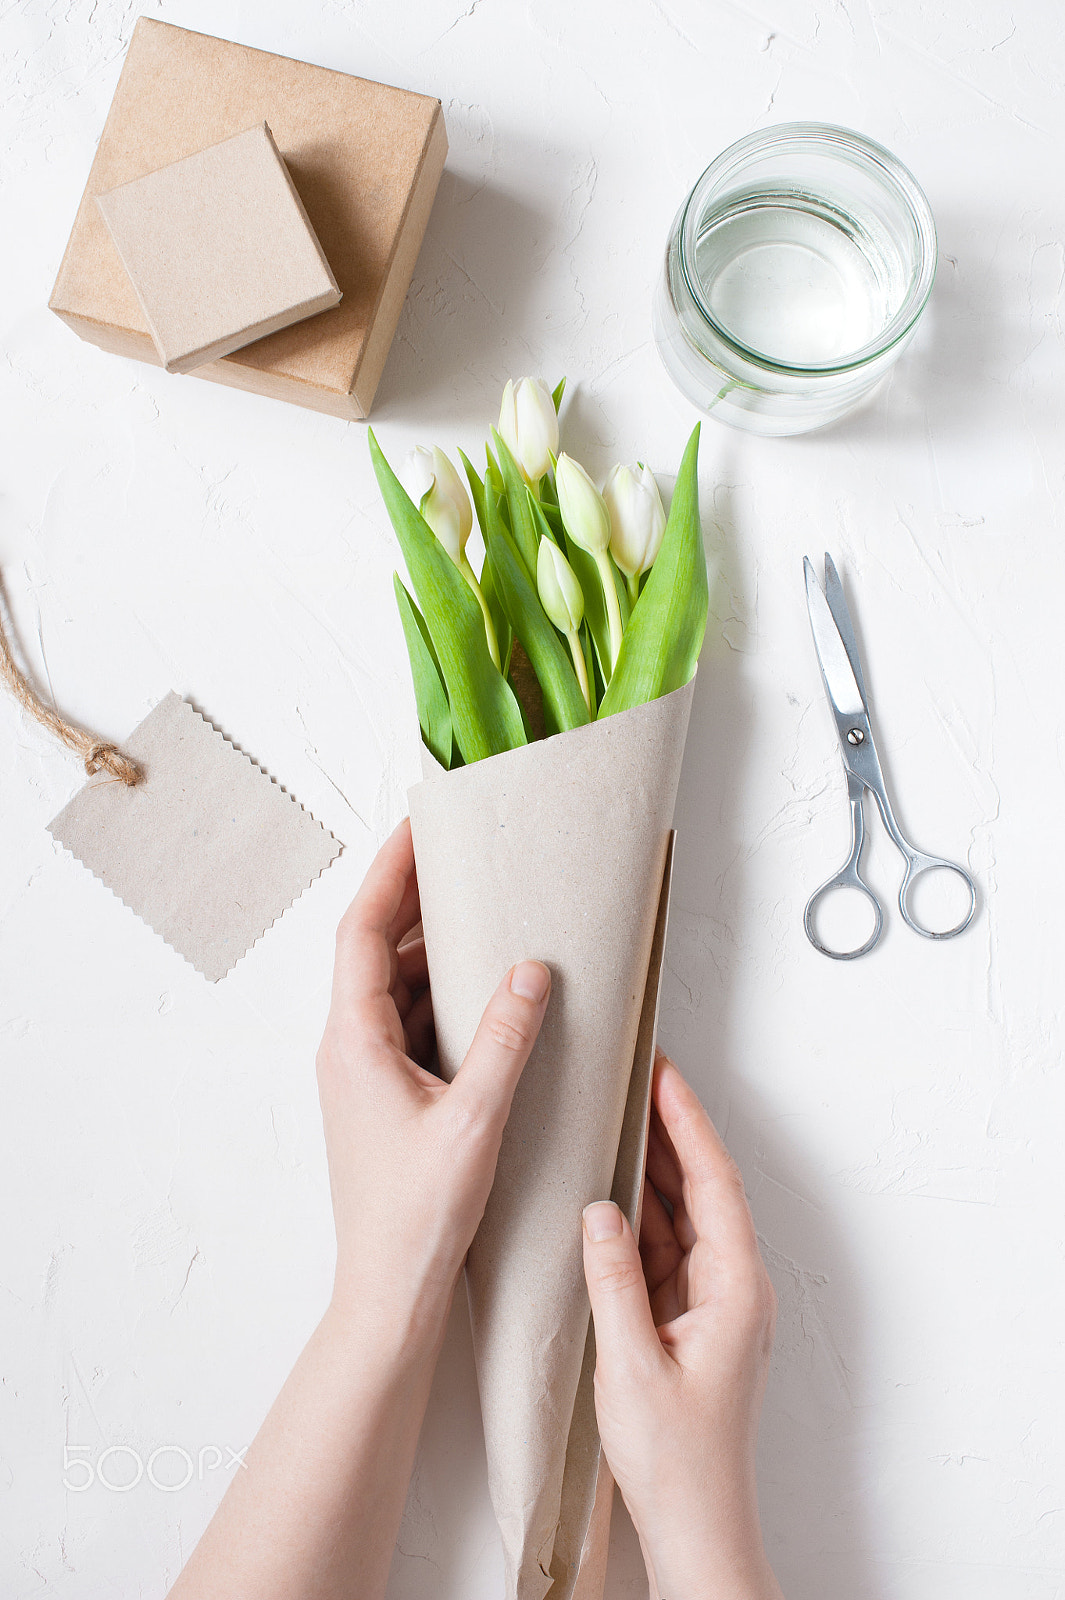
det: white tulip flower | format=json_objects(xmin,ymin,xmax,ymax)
[
  {"xmin": 402, "ymin": 444, "xmax": 499, "ymax": 667},
  {"xmin": 402, "ymin": 445, "xmax": 473, "ymax": 564},
  {"xmin": 537, "ymin": 536, "xmax": 584, "ymax": 634},
  {"xmin": 537, "ymin": 538, "xmax": 591, "ymax": 713},
  {"xmin": 402, "ymin": 443, "xmax": 436, "ymax": 505},
  {"xmin": 603, "ymin": 462, "xmax": 667, "ymax": 605},
  {"xmin": 554, "ymin": 454, "xmax": 610, "ymax": 555},
  {"xmin": 555, "ymin": 453, "xmax": 624, "ymax": 674},
  {"xmin": 497, "ymin": 377, "xmax": 559, "ymax": 485}
]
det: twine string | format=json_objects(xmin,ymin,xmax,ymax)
[{"xmin": 0, "ymin": 582, "xmax": 141, "ymax": 786}]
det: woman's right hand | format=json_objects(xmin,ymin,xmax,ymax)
[{"xmin": 581, "ymin": 1049, "xmax": 783, "ymax": 1600}]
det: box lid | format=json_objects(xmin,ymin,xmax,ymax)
[{"xmin": 96, "ymin": 122, "xmax": 342, "ymax": 374}]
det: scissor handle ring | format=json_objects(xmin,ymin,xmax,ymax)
[
  {"xmin": 898, "ymin": 856, "xmax": 978, "ymax": 941},
  {"xmin": 804, "ymin": 872, "xmax": 884, "ymax": 961}
]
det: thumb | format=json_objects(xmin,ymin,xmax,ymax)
[
  {"xmin": 449, "ymin": 960, "xmax": 551, "ymax": 1132},
  {"xmin": 582, "ymin": 1202, "xmax": 662, "ymax": 1371}
]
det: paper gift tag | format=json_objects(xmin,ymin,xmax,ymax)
[{"xmin": 48, "ymin": 693, "xmax": 341, "ymax": 980}]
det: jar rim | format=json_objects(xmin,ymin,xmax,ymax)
[{"xmin": 677, "ymin": 122, "xmax": 938, "ymax": 376}]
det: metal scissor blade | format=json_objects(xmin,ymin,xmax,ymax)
[
  {"xmin": 822, "ymin": 553, "xmax": 869, "ymax": 706},
  {"xmin": 804, "ymin": 556, "xmax": 866, "ymax": 718}
]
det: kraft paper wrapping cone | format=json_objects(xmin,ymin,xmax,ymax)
[
  {"xmin": 549, "ymin": 830, "xmax": 676, "ymax": 1600},
  {"xmin": 407, "ymin": 676, "xmax": 694, "ymax": 1600}
]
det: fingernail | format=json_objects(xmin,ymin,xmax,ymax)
[
  {"xmin": 583, "ymin": 1201, "xmax": 623, "ymax": 1242},
  {"xmin": 510, "ymin": 960, "xmax": 550, "ymax": 1002}
]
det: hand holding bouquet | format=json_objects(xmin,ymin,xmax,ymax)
[{"xmin": 370, "ymin": 382, "xmax": 711, "ymax": 1600}]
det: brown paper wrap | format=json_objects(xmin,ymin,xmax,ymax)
[{"xmin": 408, "ymin": 676, "xmax": 693, "ymax": 1600}]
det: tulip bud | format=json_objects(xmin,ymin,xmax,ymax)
[
  {"xmin": 556, "ymin": 453, "xmax": 624, "ymax": 673},
  {"xmin": 537, "ymin": 537, "xmax": 585, "ymax": 635},
  {"xmin": 403, "ymin": 443, "xmax": 435, "ymax": 506},
  {"xmin": 555, "ymin": 454, "xmax": 611, "ymax": 556},
  {"xmin": 536, "ymin": 537, "xmax": 591, "ymax": 713},
  {"xmin": 402, "ymin": 445, "xmax": 473, "ymax": 565},
  {"xmin": 603, "ymin": 463, "xmax": 666, "ymax": 583},
  {"xmin": 497, "ymin": 377, "xmax": 559, "ymax": 485}
]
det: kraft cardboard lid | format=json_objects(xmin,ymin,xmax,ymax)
[{"xmin": 95, "ymin": 122, "xmax": 342, "ymax": 373}]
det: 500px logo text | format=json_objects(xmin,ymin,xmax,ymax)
[{"xmin": 62, "ymin": 1443, "xmax": 249, "ymax": 1492}]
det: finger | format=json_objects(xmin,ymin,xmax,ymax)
[
  {"xmin": 333, "ymin": 819, "xmax": 417, "ymax": 1010},
  {"xmin": 387, "ymin": 860, "xmax": 422, "ymax": 951},
  {"xmin": 404, "ymin": 988, "xmax": 436, "ymax": 1070},
  {"xmin": 653, "ymin": 1052, "xmax": 762, "ymax": 1270},
  {"xmin": 638, "ymin": 1175, "xmax": 675, "ymax": 1253},
  {"xmin": 396, "ymin": 934, "xmax": 429, "ymax": 993},
  {"xmin": 638, "ymin": 1177, "xmax": 684, "ymax": 1295},
  {"xmin": 649, "ymin": 1266, "xmax": 685, "ymax": 1329},
  {"xmin": 646, "ymin": 1119, "xmax": 697, "ymax": 1253},
  {"xmin": 393, "ymin": 973, "xmax": 415, "ymax": 1022},
  {"xmin": 393, "ymin": 938, "xmax": 429, "ymax": 1024},
  {"xmin": 582, "ymin": 1202, "xmax": 665, "ymax": 1374},
  {"xmin": 646, "ymin": 1112, "xmax": 682, "ymax": 1208},
  {"xmin": 448, "ymin": 961, "xmax": 551, "ymax": 1134},
  {"xmin": 646, "ymin": 1072, "xmax": 685, "ymax": 1199}
]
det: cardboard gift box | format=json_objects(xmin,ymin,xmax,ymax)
[{"xmin": 49, "ymin": 19, "xmax": 447, "ymax": 419}]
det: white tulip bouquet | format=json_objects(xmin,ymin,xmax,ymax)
[
  {"xmin": 368, "ymin": 382, "xmax": 711, "ymax": 1600},
  {"xmin": 369, "ymin": 376, "xmax": 708, "ymax": 769}
]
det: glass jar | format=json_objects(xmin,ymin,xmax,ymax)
[{"xmin": 653, "ymin": 123, "xmax": 937, "ymax": 436}]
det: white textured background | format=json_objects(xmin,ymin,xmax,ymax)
[{"xmin": 2, "ymin": 2, "xmax": 1063, "ymax": 1596}]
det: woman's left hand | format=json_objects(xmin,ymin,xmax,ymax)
[
  {"xmin": 316, "ymin": 815, "xmax": 552, "ymax": 1347},
  {"xmin": 168, "ymin": 819, "xmax": 549, "ymax": 1600}
]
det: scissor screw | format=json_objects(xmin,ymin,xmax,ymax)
[{"xmin": 847, "ymin": 728, "xmax": 865, "ymax": 746}]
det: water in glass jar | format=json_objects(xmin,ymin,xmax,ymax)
[{"xmin": 694, "ymin": 190, "xmax": 900, "ymax": 367}]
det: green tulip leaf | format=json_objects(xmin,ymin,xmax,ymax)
[
  {"xmin": 490, "ymin": 428, "xmax": 539, "ymax": 576},
  {"xmin": 486, "ymin": 491, "xmax": 590, "ymax": 736},
  {"xmin": 479, "ymin": 548, "xmax": 513, "ymax": 679},
  {"xmin": 370, "ymin": 430, "xmax": 527, "ymax": 763},
  {"xmin": 456, "ymin": 451, "xmax": 513, "ymax": 675},
  {"xmin": 392, "ymin": 574, "xmax": 453, "ymax": 769},
  {"xmin": 536, "ymin": 495, "xmax": 563, "ymax": 538},
  {"xmin": 459, "ymin": 448, "xmax": 488, "ymax": 539},
  {"xmin": 485, "ymin": 444, "xmax": 505, "ymax": 510},
  {"xmin": 598, "ymin": 423, "xmax": 708, "ymax": 718},
  {"xmin": 579, "ymin": 618, "xmax": 599, "ymax": 716},
  {"xmin": 527, "ymin": 491, "xmax": 561, "ymax": 552},
  {"xmin": 551, "ymin": 376, "xmax": 567, "ymax": 414}
]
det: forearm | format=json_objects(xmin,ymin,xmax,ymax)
[
  {"xmin": 168, "ymin": 1294, "xmax": 449, "ymax": 1600},
  {"xmin": 636, "ymin": 1489, "xmax": 784, "ymax": 1600},
  {"xmin": 643, "ymin": 1539, "xmax": 783, "ymax": 1600}
]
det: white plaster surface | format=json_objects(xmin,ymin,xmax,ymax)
[{"xmin": 1, "ymin": 2, "xmax": 1063, "ymax": 1596}]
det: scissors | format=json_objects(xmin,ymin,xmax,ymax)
[{"xmin": 803, "ymin": 554, "xmax": 977, "ymax": 960}]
